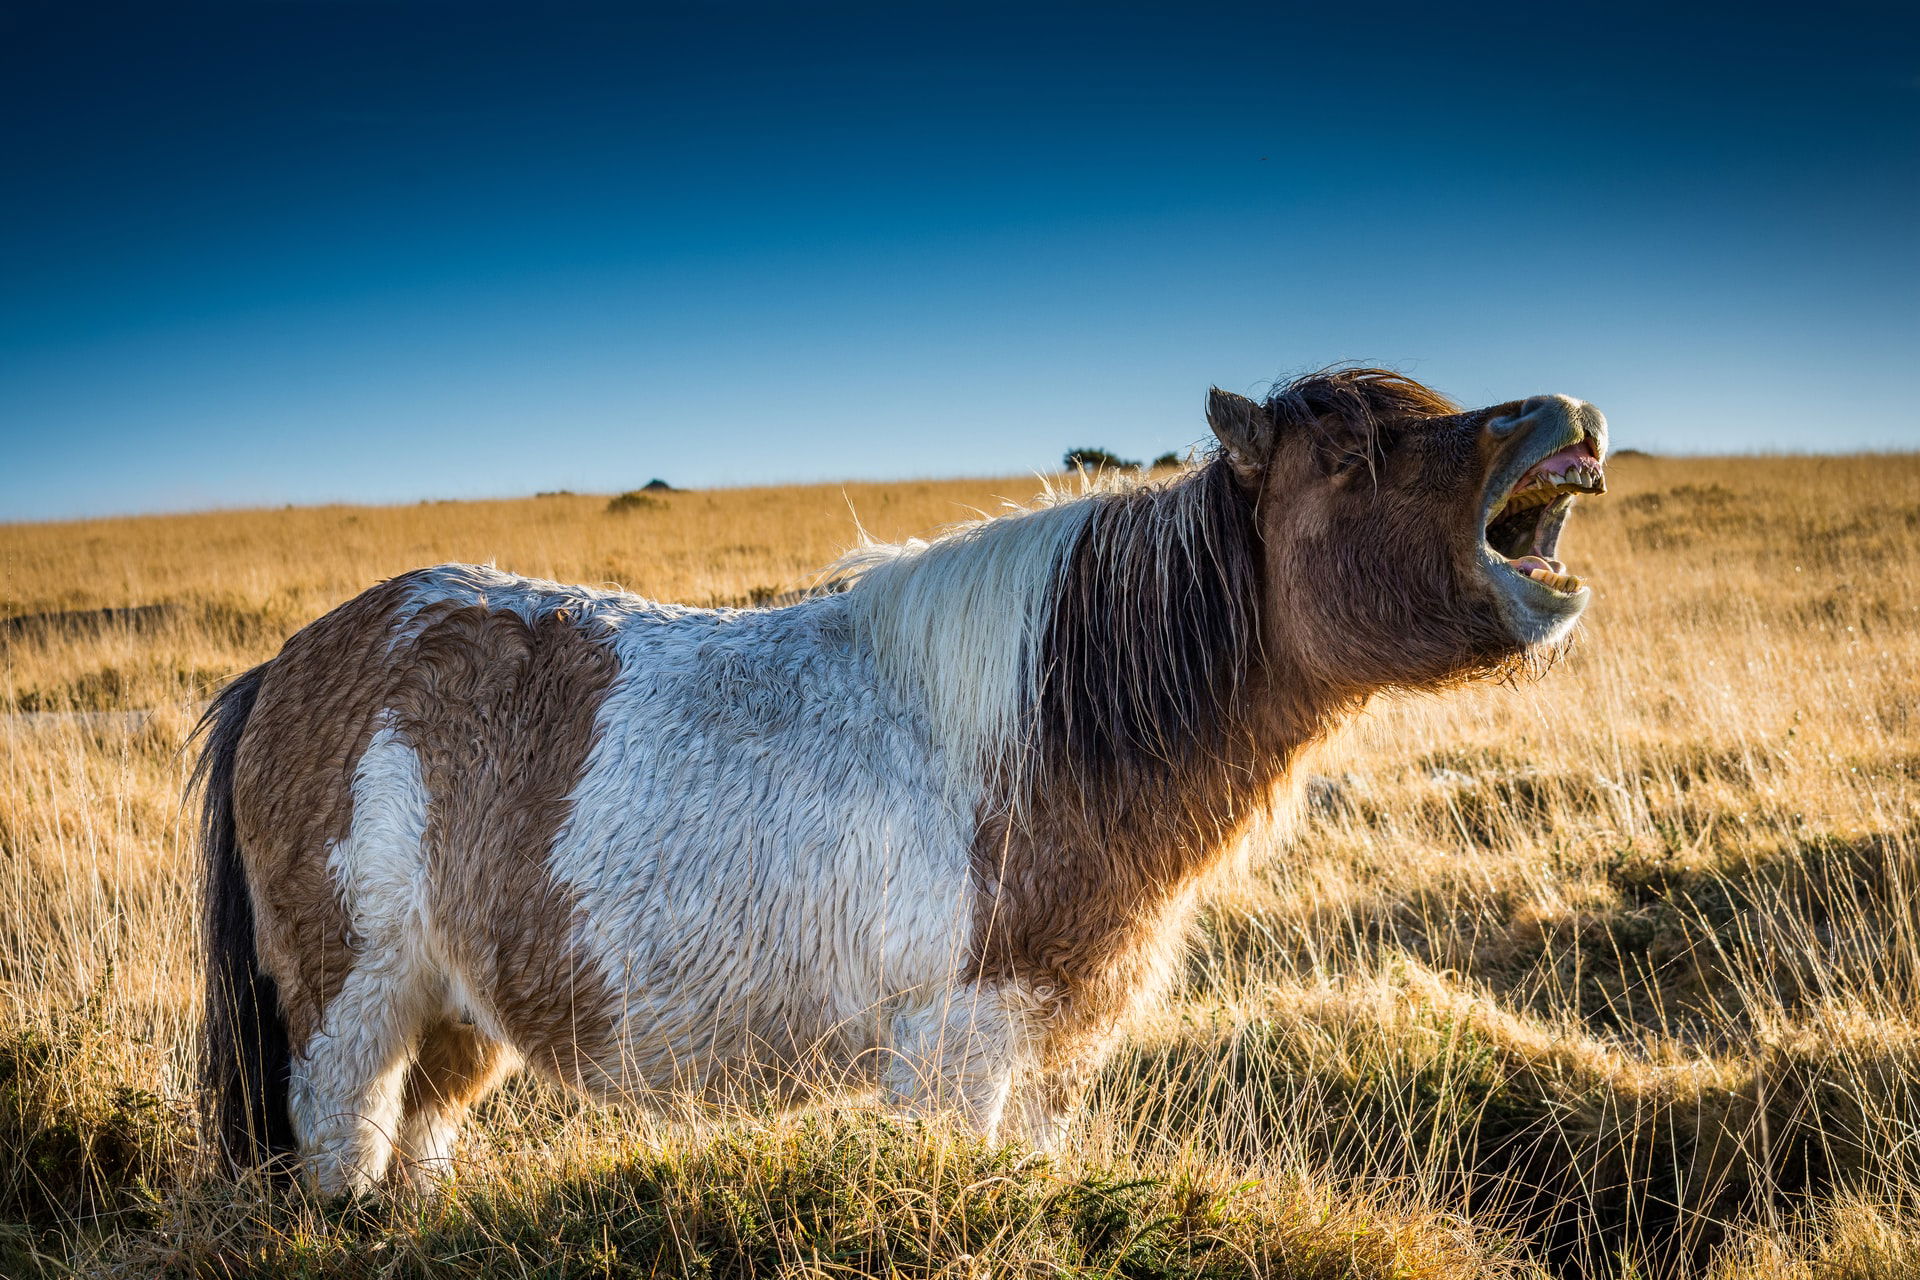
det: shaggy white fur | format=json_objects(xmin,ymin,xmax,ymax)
[{"xmin": 839, "ymin": 496, "xmax": 1099, "ymax": 796}]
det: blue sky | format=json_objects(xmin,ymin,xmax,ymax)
[{"xmin": 3, "ymin": 1, "xmax": 1915, "ymax": 521}]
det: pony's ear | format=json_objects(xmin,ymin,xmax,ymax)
[{"xmin": 1206, "ymin": 388, "xmax": 1274, "ymax": 484}]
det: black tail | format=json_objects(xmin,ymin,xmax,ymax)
[{"xmin": 190, "ymin": 664, "xmax": 296, "ymax": 1169}]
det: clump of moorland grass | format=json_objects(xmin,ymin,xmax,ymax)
[
  {"xmin": 0, "ymin": 1009, "xmax": 190, "ymax": 1274},
  {"xmin": 146, "ymin": 1114, "xmax": 1542, "ymax": 1280},
  {"xmin": 1710, "ymin": 1197, "xmax": 1920, "ymax": 1280},
  {"xmin": 606, "ymin": 490, "xmax": 667, "ymax": 514},
  {"xmin": 1105, "ymin": 961, "xmax": 1920, "ymax": 1276}
]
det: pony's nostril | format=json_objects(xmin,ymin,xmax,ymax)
[{"xmin": 1487, "ymin": 396, "xmax": 1561, "ymax": 439}]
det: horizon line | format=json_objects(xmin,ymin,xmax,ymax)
[{"xmin": 6, "ymin": 446, "xmax": 1917, "ymax": 528}]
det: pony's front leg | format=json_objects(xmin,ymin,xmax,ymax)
[
  {"xmin": 883, "ymin": 985, "xmax": 1029, "ymax": 1138},
  {"xmin": 1003, "ymin": 1058, "xmax": 1096, "ymax": 1153}
]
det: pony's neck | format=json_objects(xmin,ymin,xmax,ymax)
[
  {"xmin": 970, "ymin": 461, "xmax": 1369, "ymax": 1034},
  {"xmin": 1022, "ymin": 458, "xmax": 1319, "ymax": 827}
]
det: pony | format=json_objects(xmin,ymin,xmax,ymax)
[{"xmin": 194, "ymin": 368, "xmax": 1607, "ymax": 1193}]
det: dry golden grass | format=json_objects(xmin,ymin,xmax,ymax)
[{"xmin": 1, "ymin": 454, "xmax": 1916, "ymax": 1277}]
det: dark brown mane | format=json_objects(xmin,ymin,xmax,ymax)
[
  {"xmin": 1032, "ymin": 458, "xmax": 1264, "ymax": 817},
  {"xmin": 971, "ymin": 459, "xmax": 1300, "ymax": 1054}
]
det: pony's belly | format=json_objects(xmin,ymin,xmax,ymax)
[
  {"xmin": 533, "ymin": 936, "xmax": 960, "ymax": 1105},
  {"xmin": 590, "ymin": 992, "xmax": 888, "ymax": 1100},
  {"xmin": 542, "ymin": 790, "xmax": 980, "ymax": 1100}
]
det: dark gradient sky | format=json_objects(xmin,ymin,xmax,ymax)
[{"xmin": 3, "ymin": 1, "xmax": 1916, "ymax": 521}]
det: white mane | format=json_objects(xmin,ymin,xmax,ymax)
[{"xmin": 837, "ymin": 488, "xmax": 1104, "ymax": 794}]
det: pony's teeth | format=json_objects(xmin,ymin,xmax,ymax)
[{"xmin": 1525, "ymin": 567, "xmax": 1586, "ymax": 593}]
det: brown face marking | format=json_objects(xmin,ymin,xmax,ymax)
[
  {"xmin": 387, "ymin": 603, "xmax": 622, "ymax": 1085},
  {"xmin": 232, "ymin": 573, "xmax": 433, "ymax": 1047},
  {"xmin": 1244, "ymin": 375, "xmax": 1572, "ymax": 690}
]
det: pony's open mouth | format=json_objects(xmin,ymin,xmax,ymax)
[{"xmin": 1482, "ymin": 440, "xmax": 1605, "ymax": 596}]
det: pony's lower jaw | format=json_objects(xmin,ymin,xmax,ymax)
[
  {"xmin": 1478, "ymin": 495, "xmax": 1590, "ymax": 647},
  {"xmin": 1481, "ymin": 544, "xmax": 1589, "ymax": 647}
]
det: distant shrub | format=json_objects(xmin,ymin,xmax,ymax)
[
  {"xmin": 1063, "ymin": 447, "xmax": 1140, "ymax": 472},
  {"xmin": 606, "ymin": 491, "xmax": 666, "ymax": 515},
  {"xmin": 1150, "ymin": 451, "xmax": 1184, "ymax": 469},
  {"xmin": 641, "ymin": 478, "xmax": 676, "ymax": 492}
]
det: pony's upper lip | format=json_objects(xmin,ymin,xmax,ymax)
[
  {"xmin": 1489, "ymin": 440, "xmax": 1606, "ymax": 517},
  {"xmin": 1484, "ymin": 432, "xmax": 1606, "ymax": 521}
]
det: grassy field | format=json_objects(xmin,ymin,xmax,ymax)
[{"xmin": 2, "ymin": 454, "xmax": 1917, "ymax": 1278}]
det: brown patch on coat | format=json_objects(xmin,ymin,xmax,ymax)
[
  {"xmin": 232, "ymin": 573, "xmax": 434, "ymax": 1047},
  {"xmin": 386, "ymin": 602, "xmax": 622, "ymax": 1085},
  {"xmin": 235, "ymin": 571, "xmax": 623, "ymax": 1085},
  {"xmin": 974, "ymin": 368, "xmax": 1578, "ymax": 1066}
]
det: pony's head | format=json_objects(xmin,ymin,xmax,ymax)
[{"xmin": 1205, "ymin": 367, "xmax": 1607, "ymax": 691}]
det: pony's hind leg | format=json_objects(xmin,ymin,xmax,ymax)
[
  {"xmin": 285, "ymin": 724, "xmax": 439, "ymax": 1196},
  {"xmin": 288, "ymin": 954, "xmax": 438, "ymax": 1196},
  {"xmin": 392, "ymin": 1019, "xmax": 516, "ymax": 1190}
]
